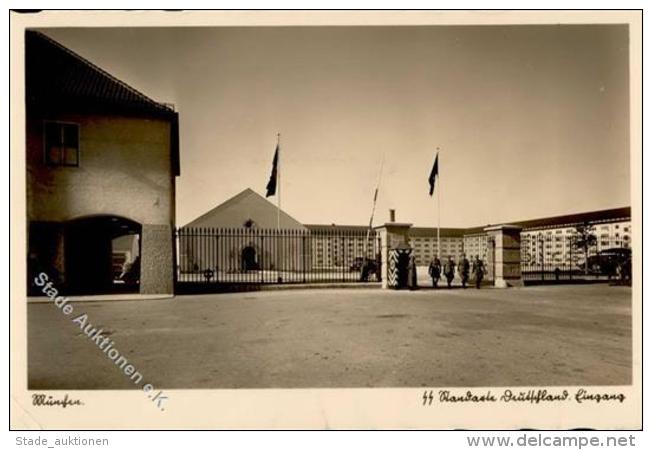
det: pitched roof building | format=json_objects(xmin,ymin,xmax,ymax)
[
  {"xmin": 183, "ymin": 188, "xmax": 306, "ymax": 230},
  {"xmin": 26, "ymin": 31, "xmax": 180, "ymax": 295}
]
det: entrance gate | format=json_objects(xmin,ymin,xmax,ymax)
[
  {"xmin": 65, "ymin": 215, "xmax": 141, "ymax": 295},
  {"xmin": 241, "ymin": 246, "xmax": 259, "ymax": 271}
]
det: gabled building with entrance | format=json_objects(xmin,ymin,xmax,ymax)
[
  {"xmin": 179, "ymin": 188, "xmax": 307, "ymax": 274},
  {"xmin": 26, "ymin": 31, "xmax": 180, "ymax": 295}
]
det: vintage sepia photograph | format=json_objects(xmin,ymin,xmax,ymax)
[{"xmin": 10, "ymin": 10, "xmax": 642, "ymax": 431}]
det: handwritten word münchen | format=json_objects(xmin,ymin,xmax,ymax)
[{"xmin": 32, "ymin": 393, "xmax": 83, "ymax": 408}]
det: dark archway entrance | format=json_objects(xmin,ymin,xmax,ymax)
[
  {"xmin": 65, "ymin": 215, "xmax": 141, "ymax": 295},
  {"xmin": 241, "ymin": 246, "xmax": 258, "ymax": 271}
]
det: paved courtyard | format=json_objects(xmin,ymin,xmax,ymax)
[{"xmin": 27, "ymin": 284, "xmax": 632, "ymax": 389}]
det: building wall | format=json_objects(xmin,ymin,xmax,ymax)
[
  {"xmin": 27, "ymin": 113, "xmax": 174, "ymax": 224},
  {"xmin": 463, "ymin": 234, "xmax": 490, "ymax": 262},
  {"xmin": 520, "ymin": 220, "xmax": 631, "ymax": 269},
  {"xmin": 310, "ymin": 234, "xmax": 378, "ymax": 268},
  {"xmin": 593, "ymin": 221, "xmax": 632, "ymax": 250},
  {"xmin": 408, "ymin": 235, "xmax": 465, "ymax": 265},
  {"xmin": 26, "ymin": 113, "xmax": 176, "ymax": 294}
]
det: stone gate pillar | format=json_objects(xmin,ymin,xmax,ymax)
[
  {"xmin": 374, "ymin": 222, "xmax": 413, "ymax": 289},
  {"xmin": 484, "ymin": 224, "xmax": 523, "ymax": 288},
  {"xmin": 140, "ymin": 223, "xmax": 174, "ymax": 294},
  {"xmin": 486, "ymin": 236, "xmax": 495, "ymax": 282}
]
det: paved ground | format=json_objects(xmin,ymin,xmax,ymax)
[{"xmin": 27, "ymin": 284, "xmax": 631, "ymax": 389}]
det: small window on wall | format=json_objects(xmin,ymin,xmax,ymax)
[{"xmin": 44, "ymin": 122, "xmax": 79, "ymax": 166}]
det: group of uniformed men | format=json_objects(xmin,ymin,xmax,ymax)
[{"xmin": 428, "ymin": 254, "xmax": 486, "ymax": 289}]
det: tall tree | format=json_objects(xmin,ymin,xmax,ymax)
[{"xmin": 573, "ymin": 222, "xmax": 597, "ymax": 274}]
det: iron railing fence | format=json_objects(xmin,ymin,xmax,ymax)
[
  {"xmin": 520, "ymin": 233, "xmax": 631, "ymax": 283},
  {"xmin": 175, "ymin": 227, "xmax": 382, "ymax": 285}
]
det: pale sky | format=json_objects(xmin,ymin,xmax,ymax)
[{"xmin": 41, "ymin": 25, "xmax": 631, "ymax": 228}]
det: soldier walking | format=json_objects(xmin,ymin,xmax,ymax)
[
  {"xmin": 428, "ymin": 257, "xmax": 441, "ymax": 288},
  {"xmin": 459, "ymin": 253, "xmax": 470, "ymax": 288},
  {"xmin": 473, "ymin": 255, "xmax": 485, "ymax": 289},
  {"xmin": 444, "ymin": 256, "xmax": 456, "ymax": 289}
]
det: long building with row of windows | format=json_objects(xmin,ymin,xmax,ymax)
[
  {"xmin": 307, "ymin": 208, "xmax": 631, "ymax": 269},
  {"xmin": 518, "ymin": 210, "xmax": 631, "ymax": 270},
  {"xmin": 301, "ymin": 225, "xmax": 468, "ymax": 269}
]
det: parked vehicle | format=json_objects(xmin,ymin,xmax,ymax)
[
  {"xmin": 584, "ymin": 248, "xmax": 631, "ymax": 275},
  {"xmin": 350, "ymin": 257, "xmax": 377, "ymax": 272}
]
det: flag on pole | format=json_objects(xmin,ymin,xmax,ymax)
[
  {"xmin": 266, "ymin": 144, "xmax": 279, "ymax": 197},
  {"xmin": 428, "ymin": 152, "xmax": 439, "ymax": 196}
]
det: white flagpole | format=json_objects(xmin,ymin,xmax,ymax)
[
  {"xmin": 437, "ymin": 147, "xmax": 441, "ymax": 260},
  {"xmin": 276, "ymin": 133, "xmax": 281, "ymax": 282},
  {"xmin": 276, "ymin": 132, "xmax": 281, "ymax": 231},
  {"xmin": 364, "ymin": 151, "xmax": 386, "ymax": 258}
]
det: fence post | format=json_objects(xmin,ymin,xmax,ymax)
[
  {"xmin": 302, "ymin": 233, "xmax": 307, "ymax": 283},
  {"xmin": 540, "ymin": 236, "xmax": 545, "ymax": 282},
  {"xmin": 569, "ymin": 235, "xmax": 573, "ymax": 281},
  {"xmin": 218, "ymin": 228, "xmax": 222, "ymax": 283},
  {"xmin": 173, "ymin": 227, "xmax": 178, "ymax": 289},
  {"xmin": 341, "ymin": 234, "xmax": 344, "ymax": 282}
]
